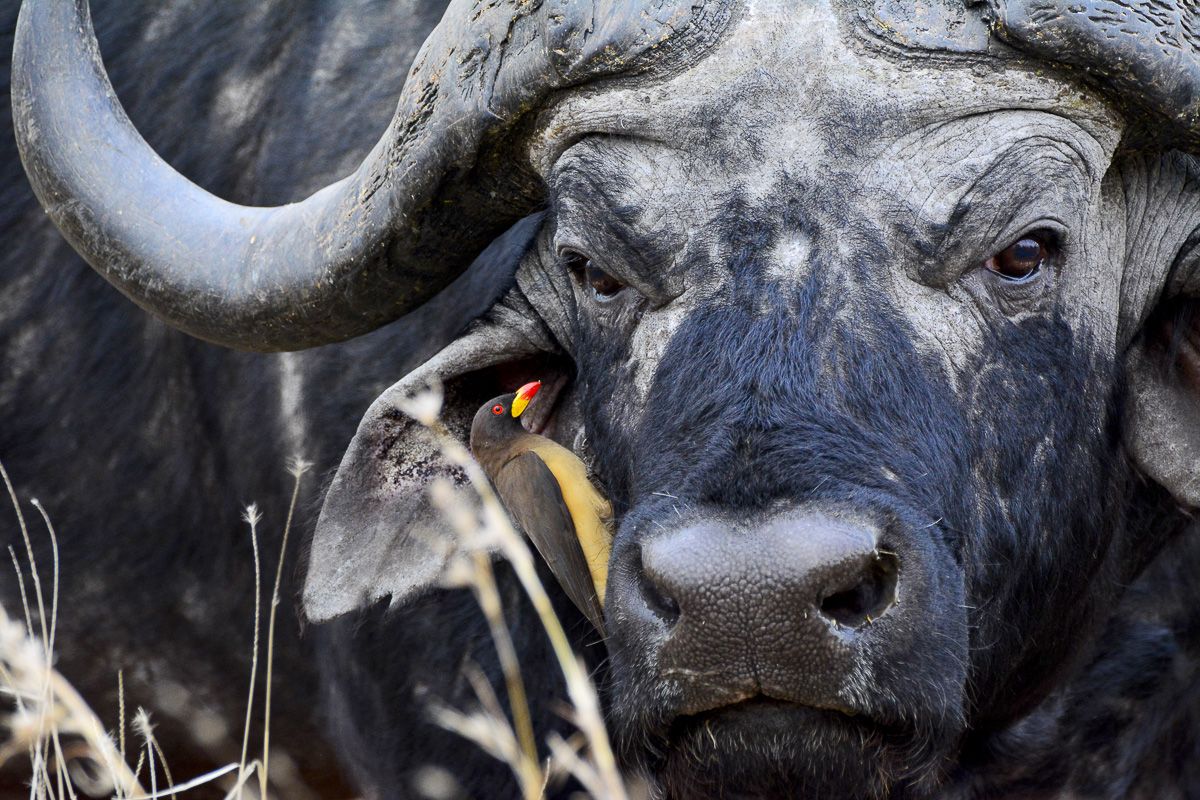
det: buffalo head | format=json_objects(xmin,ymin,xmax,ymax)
[{"xmin": 14, "ymin": 0, "xmax": 1200, "ymax": 797}]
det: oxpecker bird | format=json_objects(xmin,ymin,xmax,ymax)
[{"xmin": 470, "ymin": 381, "xmax": 612, "ymax": 635}]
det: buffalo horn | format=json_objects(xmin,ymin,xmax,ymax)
[
  {"xmin": 988, "ymin": 0, "xmax": 1200, "ymax": 152},
  {"xmin": 11, "ymin": 0, "xmax": 725, "ymax": 351}
]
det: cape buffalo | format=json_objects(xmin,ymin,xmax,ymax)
[{"xmin": 6, "ymin": 0, "xmax": 1200, "ymax": 798}]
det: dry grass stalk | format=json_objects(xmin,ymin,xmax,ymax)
[
  {"xmin": 1, "ymin": 460, "xmax": 145, "ymax": 799},
  {"xmin": 0, "ymin": 457, "xmax": 302, "ymax": 800},
  {"xmin": 134, "ymin": 708, "xmax": 178, "ymax": 799},
  {"xmin": 237, "ymin": 503, "xmax": 263, "ymax": 797},
  {"xmin": 398, "ymin": 383, "xmax": 629, "ymax": 800},
  {"xmin": 427, "ymin": 579, "xmax": 542, "ymax": 800},
  {"xmin": 259, "ymin": 458, "xmax": 309, "ymax": 800},
  {"xmin": 1, "ymin": 603, "xmax": 142, "ymax": 798},
  {"xmin": 229, "ymin": 458, "xmax": 309, "ymax": 800},
  {"xmin": 478, "ymin": 571, "xmax": 538, "ymax": 773}
]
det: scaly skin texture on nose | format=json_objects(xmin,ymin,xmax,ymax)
[{"xmin": 644, "ymin": 513, "xmax": 892, "ymax": 715}]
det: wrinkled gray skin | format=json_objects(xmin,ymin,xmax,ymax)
[
  {"xmin": 308, "ymin": 1, "xmax": 1200, "ymax": 797},
  {"xmin": 13, "ymin": 0, "xmax": 1200, "ymax": 796},
  {"xmin": 309, "ymin": 0, "xmax": 1200, "ymax": 613}
]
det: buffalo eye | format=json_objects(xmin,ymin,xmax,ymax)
[
  {"xmin": 563, "ymin": 251, "xmax": 626, "ymax": 300},
  {"xmin": 983, "ymin": 233, "xmax": 1052, "ymax": 282}
]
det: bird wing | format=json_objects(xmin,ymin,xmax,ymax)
[
  {"xmin": 495, "ymin": 451, "xmax": 607, "ymax": 636},
  {"xmin": 527, "ymin": 440, "xmax": 613, "ymax": 603}
]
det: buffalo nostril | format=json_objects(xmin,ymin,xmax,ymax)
[
  {"xmin": 638, "ymin": 542, "xmax": 682, "ymax": 625},
  {"xmin": 818, "ymin": 551, "xmax": 898, "ymax": 629},
  {"xmin": 640, "ymin": 571, "xmax": 681, "ymax": 625}
]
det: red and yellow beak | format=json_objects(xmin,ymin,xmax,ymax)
[{"xmin": 511, "ymin": 380, "xmax": 542, "ymax": 418}]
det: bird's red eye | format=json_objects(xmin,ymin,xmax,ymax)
[{"xmin": 491, "ymin": 404, "xmax": 505, "ymax": 415}]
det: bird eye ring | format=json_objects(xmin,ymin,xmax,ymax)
[{"xmin": 491, "ymin": 404, "xmax": 505, "ymax": 415}]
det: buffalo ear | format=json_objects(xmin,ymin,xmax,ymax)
[
  {"xmin": 302, "ymin": 217, "xmax": 563, "ymax": 622},
  {"xmin": 1125, "ymin": 245, "xmax": 1200, "ymax": 508},
  {"xmin": 987, "ymin": 1, "xmax": 1200, "ymax": 506}
]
